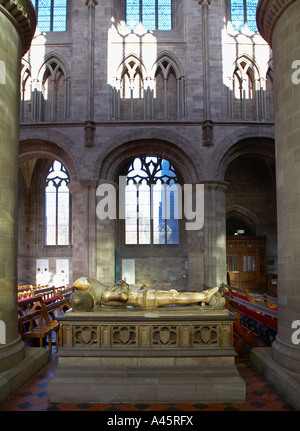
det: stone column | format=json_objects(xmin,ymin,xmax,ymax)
[
  {"xmin": 187, "ymin": 181, "xmax": 227, "ymax": 290},
  {"xmin": 0, "ymin": 0, "xmax": 36, "ymax": 372},
  {"xmin": 96, "ymin": 180, "xmax": 117, "ymax": 285},
  {"xmin": 68, "ymin": 180, "xmax": 98, "ymax": 282},
  {"xmin": 253, "ymin": 0, "xmax": 300, "ymax": 409},
  {"xmin": 257, "ymin": 0, "xmax": 300, "ymax": 375}
]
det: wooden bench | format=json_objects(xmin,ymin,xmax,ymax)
[
  {"xmin": 18, "ymin": 296, "xmax": 64, "ymax": 351},
  {"xmin": 17, "ymin": 286, "xmax": 34, "ymax": 300},
  {"xmin": 18, "ymin": 297, "xmax": 54, "ymax": 351},
  {"xmin": 225, "ymin": 292, "xmax": 277, "ymax": 352},
  {"xmin": 225, "ymin": 298, "xmax": 261, "ymax": 357}
]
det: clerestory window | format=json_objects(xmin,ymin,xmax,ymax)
[
  {"xmin": 45, "ymin": 161, "xmax": 71, "ymax": 246},
  {"xmin": 231, "ymin": 0, "xmax": 258, "ymax": 31},
  {"xmin": 31, "ymin": 0, "xmax": 67, "ymax": 32},
  {"xmin": 125, "ymin": 156, "xmax": 179, "ymax": 245},
  {"xmin": 126, "ymin": 0, "xmax": 173, "ymax": 31}
]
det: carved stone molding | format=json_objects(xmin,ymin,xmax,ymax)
[
  {"xmin": 0, "ymin": 0, "xmax": 36, "ymax": 55},
  {"xmin": 202, "ymin": 120, "xmax": 213, "ymax": 147},
  {"xmin": 86, "ymin": 0, "xmax": 98, "ymax": 7},
  {"xmin": 84, "ymin": 120, "xmax": 96, "ymax": 147},
  {"xmin": 198, "ymin": 0, "xmax": 211, "ymax": 6},
  {"xmin": 256, "ymin": 0, "xmax": 296, "ymax": 46}
]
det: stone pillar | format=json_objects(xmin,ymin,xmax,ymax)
[
  {"xmin": 252, "ymin": 0, "xmax": 300, "ymax": 409},
  {"xmin": 96, "ymin": 180, "xmax": 117, "ymax": 285},
  {"xmin": 187, "ymin": 181, "xmax": 227, "ymax": 290},
  {"xmin": 0, "ymin": 0, "xmax": 36, "ymax": 372},
  {"xmin": 68, "ymin": 180, "xmax": 98, "ymax": 282}
]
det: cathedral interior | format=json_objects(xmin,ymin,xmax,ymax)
[{"xmin": 0, "ymin": 0, "xmax": 300, "ymax": 412}]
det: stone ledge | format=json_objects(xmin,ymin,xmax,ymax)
[
  {"xmin": 0, "ymin": 347, "xmax": 48, "ymax": 405},
  {"xmin": 48, "ymin": 364, "xmax": 246, "ymax": 403},
  {"xmin": 250, "ymin": 347, "xmax": 300, "ymax": 411}
]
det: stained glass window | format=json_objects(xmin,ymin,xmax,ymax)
[
  {"xmin": 126, "ymin": 0, "xmax": 172, "ymax": 31},
  {"xmin": 45, "ymin": 161, "xmax": 70, "ymax": 246},
  {"xmin": 231, "ymin": 0, "xmax": 258, "ymax": 31},
  {"xmin": 125, "ymin": 157, "xmax": 179, "ymax": 245},
  {"xmin": 31, "ymin": 0, "xmax": 67, "ymax": 32}
]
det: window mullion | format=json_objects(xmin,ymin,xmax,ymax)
[
  {"xmin": 55, "ymin": 184, "xmax": 59, "ymax": 246},
  {"xmin": 243, "ymin": 0, "xmax": 247, "ymax": 26},
  {"xmin": 50, "ymin": 0, "xmax": 54, "ymax": 32},
  {"xmin": 137, "ymin": 187, "xmax": 140, "ymax": 244}
]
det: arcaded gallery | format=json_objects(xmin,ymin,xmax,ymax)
[{"xmin": 0, "ymin": 0, "xmax": 299, "ymax": 412}]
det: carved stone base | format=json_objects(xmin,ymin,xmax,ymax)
[{"xmin": 48, "ymin": 307, "xmax": 246, "ymax": 403}]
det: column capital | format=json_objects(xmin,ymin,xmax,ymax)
[
  {"xmin": 86, "ymin": 0, "xmax": 98, "ymax": 7},
  {"xmin": 0, "ymin": 0, "xmax": 36, "ymax": 55},
  {"xmin": 68, "ymin": 179, "xmax": 99, "ymax": 194},
  {"xmin": 202, "ymin": 180, "xmax": 229, "ymax": 193},
  {"xmin": 198, "ymin": 0, "xmax": 211, "ymax": 6},
  {"xmin": 256, "ymin": 0, "xmax": 296, "ymax": 46}
]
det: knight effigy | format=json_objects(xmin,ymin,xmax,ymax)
[{"xmin": 70, "ymin": 277, "xmax": 225, "ymax": 311}]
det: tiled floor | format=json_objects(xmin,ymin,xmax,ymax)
[{"xmin": 0, "ymin": 344, "xmax": 295, "ymax": 412}]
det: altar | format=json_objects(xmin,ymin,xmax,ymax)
[{"xmin": 47, "ymin": 305, "xmax": 246, "ymax": 403}]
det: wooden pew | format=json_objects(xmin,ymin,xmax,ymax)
[
  {"xmin": 225, "ymin": 299, "xmax": 261, "ymax": 357},
  {"xmin": 18, "ymin": 297, "xmax": 54, "ymax": 351},
  {"xmin": 18, "ymin": 296, "xmax": 66, "ymax": 350},
  {"xmin": 17, "ymin": 286, "xmax": 34, "ymax": 300},
  {"xmin": 226, "ymin": 293, "xmax": 277, "ymax": 344}
]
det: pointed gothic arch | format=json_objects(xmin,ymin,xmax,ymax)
[{"xmin": 35, "ymin": 53, "xmax": 70, "ymax": 122}]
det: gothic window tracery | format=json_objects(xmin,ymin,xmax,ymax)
[
  {"xmin": 231, "ymin": 58, "xmax": 258, "ymax": 120},
  {"xmin": 20, "ymin": 62, "xmax": 32, "ymax": 122},
  {"xmin": 45, "ymin": 160, "xmax": 71, "ymax": 246},
  {"xmin": 38, "ymin": 58, "xmax": 70, "ymax": 122},
  {"xmin": 125, "ymin": 156, "xmax": 179, "ymax": 245}
]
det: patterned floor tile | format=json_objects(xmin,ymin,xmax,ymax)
[{"xmin": 0, "ymin": 347, "xmax": 295, "ymax": 412}]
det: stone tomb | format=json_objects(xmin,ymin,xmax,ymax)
[{"xmin": 48, "ymin": 305, "xmax": 246, "ymax": 403}]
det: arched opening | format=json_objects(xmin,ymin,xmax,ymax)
[{"xmin": 225, "ymin": 153, "xmax": 277, "ymax": 291}]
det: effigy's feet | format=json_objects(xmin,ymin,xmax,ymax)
[{"xmin": 201, "ymin": 286, "xmax": 219, "ymax": 303}]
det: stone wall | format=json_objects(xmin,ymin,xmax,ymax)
[{"xmin": 18, "ymin": 0, "xmax": 275, "ymax": 290}]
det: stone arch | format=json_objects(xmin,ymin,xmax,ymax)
[
  {"xmin": 97, "ymin": 130, "xmax": 201, "ymax": 184},
  {"xmin": 226, "ymin": 204, "xmax": 261, "ymax": 236},
  {"xmin": 19, "ymin": 139, "xmax": 79, "ymax": 182},
  {"xmin": 36, "ymin": 52, "xmax": 71, "ymax": 121},
  {"xmin": 116, "ymin": 53, "xmax": 148, "ymax": 81},
  {"xmin": 37, "ymin": 51, "xmax": 71, "ymax": 81},
  {"xmin": 151, "ymin": 51, "xmax": 184, "ymax": 80},
  {"xmin": 211, "ymin": 128, "xmax": 275, "ymax": 180}
]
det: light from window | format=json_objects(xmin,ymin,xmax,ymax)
[
  {"xmin": 45, "ymin": 161, "xmax": 70, "ymax": 245},
  {"xmin": 231, "ymin": 0, "xmax": 258, "ymax": 31},
  {"xmin": 31, "ymin": 0, "xmax": 67, "ymax": 32},
  {"xmin": 125, "ymin": 157, "xmax": 179, "ymax": 245},
  {"xmin": 126, "ymin": 0, "xmax": 172, "ymax": 31}
]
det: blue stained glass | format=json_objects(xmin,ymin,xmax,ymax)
[
  {"xmin": 247, "ymin": 0, "xmax": 258, "ymax": 31},
  {"xmin": 126, "ymin": 0, "xmax": 172, "ymax": 31},
  {"xmin": 231, "ymin": 0, "xmax": 258, "ymax": 32},
  {"xmin": 142, "ymin": 0, "xmax": 156, "ymax": 30},
  {"xmin": 126, "ymin": 0, "xmax": 140, "ymax": 30},
  {"xmin": 158, "ymin": 0, "xmax": 172, "ymax": 30},
  {"xmin": 53, "ymin": 0, "xmax": 67, "ymax": 31},
  {"xmin": 34, "ymin": 0, "xmax": 67, "ymax": 32},
  {"xmin": 231, "ymin": 0, "xmax": 244, "ymax": 31}
]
